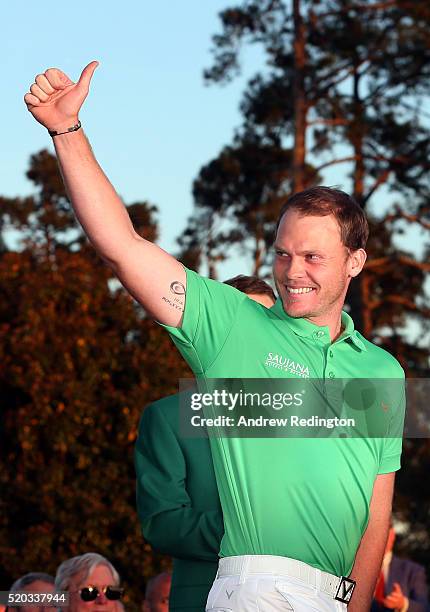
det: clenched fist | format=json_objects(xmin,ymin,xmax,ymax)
[{"xmin": 24, "ymin": 61, "xmax": 99, "ymax": 133}]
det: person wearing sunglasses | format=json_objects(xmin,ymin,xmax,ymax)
[{"xmin": 55, "ymin": 553, "xmax": 124, "ymax": 611}]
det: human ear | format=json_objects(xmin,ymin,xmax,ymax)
[{"xmin": 348, "ymin": 248, "xmax": 367, "ymax": 278}]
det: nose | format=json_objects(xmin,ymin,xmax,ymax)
[
  {"xmin": 95, "ymin": 591, "xmax": 108, "ymax": 605},
  {"xmin": 285, "ymin": 255, "xmax": 306, "ymax": 278}
]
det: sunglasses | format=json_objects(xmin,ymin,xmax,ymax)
[{"xmin": 79, "ymin": 586, "xmax": 124, "ymax": 602}]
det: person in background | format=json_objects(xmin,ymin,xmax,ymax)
[
  {"xmin": 142, "ymin": 573, "xmax": 171, "ymax": 612},
  {"xmin": 135, "ymin": 276, "xmax": 275, "ymax": 612},
  {"xmin": 55, "ymin": 552, "xmax": 124, "ymax": 611},
  {"xmin": 7, "ymin": 573, "xmax": 54, "ymax": 612},
  {"xmin": 223, "ymin": 275, "xmax": 276, "ymax": 308},
  {"xmin": 372, "ymin": 524, "xmax": 428, "ymax": 612}
]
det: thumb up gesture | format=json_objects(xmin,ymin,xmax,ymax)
[{"xmin": 24, "ymin": 61, "xmax": 99, "ymax": 133}]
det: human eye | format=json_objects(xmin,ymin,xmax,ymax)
[
  {"xmin": 306, "ymin": 253, "xmax": 320, "ymax": 261},
  {"xmin": 275, "ymin": 249, "xmax": 289, "ymax": 258}
]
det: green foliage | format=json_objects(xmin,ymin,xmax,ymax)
[{"xmin": 0, "ymin": 152, "xmax": 190, "ymax": 608}]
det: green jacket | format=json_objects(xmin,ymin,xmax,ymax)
[{"xmin": 135, "ymin": 393, "xmax": 223, "ymax": 611}]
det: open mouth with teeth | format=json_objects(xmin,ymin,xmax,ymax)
[{"xmin": 286, "ymin": 287, "xmax": 316, "ymax": 295}]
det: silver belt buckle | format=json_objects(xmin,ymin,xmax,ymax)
[{"xmin": 334, "ymin": 576, "xmax": 356, "ymax": 604}]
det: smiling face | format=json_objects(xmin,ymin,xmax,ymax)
[
  {"xmin": 273, "ymin": 209, "xmax": 365, "ymax": 330},
  {"xmin": 67, "ymin": 565, "xmax": 119, "ymax": 612}
]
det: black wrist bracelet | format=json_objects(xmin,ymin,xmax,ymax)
[{"xmin": 48, "ymin": 120, "xmax": 82, "ymax": 137}]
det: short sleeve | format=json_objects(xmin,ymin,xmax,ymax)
[
  {"xmin": 378, "ymin": 376, "xmax": 406, "ymax": 474},
  {"xmin": 159, "ymin": 267, "xmax": 247, "ymax": 374}
]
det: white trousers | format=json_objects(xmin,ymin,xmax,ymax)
[{"xmin": 205, "ymin": 556, "xmax": 349, "ymax": 612}]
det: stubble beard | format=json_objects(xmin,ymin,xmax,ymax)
[{"xmin": 276, "ymin": 277, "xmax": 348, "ymax": 321}]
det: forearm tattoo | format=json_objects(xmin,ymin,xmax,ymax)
[{"xmin": 161, "ymin": 280, "xmax": 186, "ymax": 312}]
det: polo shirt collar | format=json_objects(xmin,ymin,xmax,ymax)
[{"xmin": 270, "ymin": 298, "xmax": 367, "ymax": 351}]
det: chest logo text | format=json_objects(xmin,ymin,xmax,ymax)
[{"xmin": 265, "ymin": 352, "xmax": 310, "ymax": 378}]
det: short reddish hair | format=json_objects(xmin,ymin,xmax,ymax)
[
  {"xmin": 224, "ymin": 275, "xmax": 276, "ymax": 302},
  {"xmin": 277, "ymin": 186, "xmax": 369, "ymax": 250}
]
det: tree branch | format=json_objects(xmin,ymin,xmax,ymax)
[
  {"xmin": 367, "ymin": 153, "xmax": 410, "ymax": 165},
  {"xmin": 316, "ymin": 1, "xmax": 402, "ymax": 19},
  {"xmin": 369, "ymin": 295, "xmax": 430, "ymax": 317},
  {"xmin": 363, "ymin": 169, "xmax": 392, "ymax": 203},
  {"xmin": 365, "ymin": 257, "xmax": 390, "ymax": 270},
  {"xmin": 396, "ymin": 256, "xmax": 430, "ymax": 271},
  {"xmin": 308, "ymin": 118, "xmax": 349, "ymax": 127},
  {"xmin": 365, "ymin": 256, "xmax": 430, "ymax": 272},
  {"xmin": 385, "ymin": 211, "xmax": 430, "ymax": 231},
  {"xmin": 312, "ymin": 60, "xmax": 368, "ymax": 101},
  {"xmin": 314, "ymin": 156, "xmax": 359, "ymax": 172}
]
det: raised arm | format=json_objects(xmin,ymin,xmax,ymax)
[{"xmin": 24, "ymin": 62, "xmax": 185, "ymax": 326}]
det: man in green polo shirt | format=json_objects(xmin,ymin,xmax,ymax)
[
  {"xmin": 159, "ymin": 192, "xmax": 404, "ymax": 612},
  {"xmin": 25, "ymin": 61, "xmax": 405, "ymax": 611}
]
